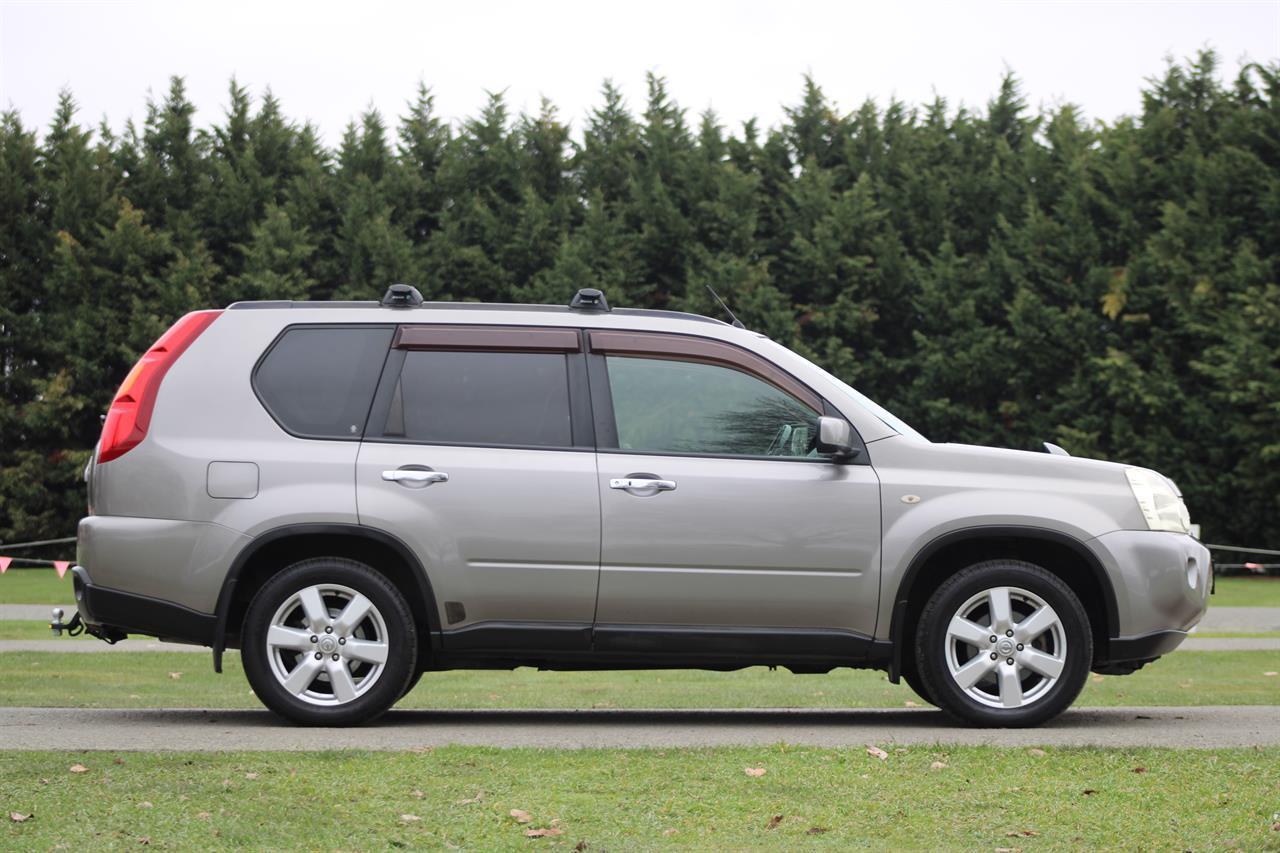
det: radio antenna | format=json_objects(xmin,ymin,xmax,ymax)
[{"xmin": 705, "ymin": 285, "xmax": 746, "ymax": 329}]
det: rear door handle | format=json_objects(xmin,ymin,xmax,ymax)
[
  {"xmin": 382, "ymin": 469, "xmax": 449, "ymax": 486},
  {"xmin": 609, "ymin": 477, "xmax": 677, "ymax": 492}
]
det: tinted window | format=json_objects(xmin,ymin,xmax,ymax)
[
  {"xmin": 606, "ymin": 356, "xmax": 819, "ymax": 457},
  {"xmin": 255, "ymin": 326, "xmax": 392, "ymax": 439},
  {"xmin": 386, "ymin": 351, "xmax": 572, "ymax": 447}
]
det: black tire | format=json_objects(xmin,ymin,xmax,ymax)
[
  {"xmin": 901, "ymin": 665, "xmax": 935, "ymax": 706},
  {"xmin": 914, "ymin": 560, "xmax": 1092, "ymax": 727},
  {"xmin": 242, "ymin": 557, "xmax": 418, "ymax": 726},
  {"xmin": 400, "ymin": 668, "xmax": 424, "ymax": 699}
]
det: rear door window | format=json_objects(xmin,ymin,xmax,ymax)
[
  {"xmin": 253, "ymin": 325, "xmax": 393, "ymax": 439},
  {"xmin": 383, "ymin": 350, "xmax": 574, "ymax": 448}
]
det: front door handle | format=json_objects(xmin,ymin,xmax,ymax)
[
  {"xmin": 382, "ymin": 469, "xmax": 449, "ymax": 487},
  {"xmin": 609, "ymin": 477, "xmax": 677, "ymax": 492}
]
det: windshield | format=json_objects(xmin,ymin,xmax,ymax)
[
  {"xmin": 769, "ymin": 343, "xmax": 927, "ymax": 441},
  {"xmin": 832, "ymin": 376, "xmax": 928, "ymax": 441}
]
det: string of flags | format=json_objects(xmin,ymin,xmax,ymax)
[{"xmin": 0, "ymin": 556, "xmax": 72, "ymax": 577}]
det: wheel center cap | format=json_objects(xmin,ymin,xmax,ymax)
[
  {"xmin": 318, "ymin": 636, "xmax": 338, "ymax": 653},
  {"xmin": 997, "ymin": 639, "xmax": 1015, "ymax": 656}
]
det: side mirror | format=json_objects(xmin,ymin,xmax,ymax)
[{"xmin": 816, "ymin": 416, "xmax": 858, "ymax": 460}]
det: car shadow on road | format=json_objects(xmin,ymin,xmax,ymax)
[{"xmin": 145, "ymin": 706, "xmax": 1122, "ymax": 729}]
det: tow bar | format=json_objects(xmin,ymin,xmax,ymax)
[{"xmin": 49, "ymin": 607, "xmax": 83, "ymax": 637}]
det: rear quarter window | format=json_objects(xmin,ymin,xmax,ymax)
[{"xmin": 253, "ymin": 325, "xmax": 393, "ymax": 439}]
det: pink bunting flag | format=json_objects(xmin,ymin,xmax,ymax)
[
  {"xmin": 53, "ymin": 561, "xmax": 70, "ymax": 578},
  {"xmin": 0, "ymin": 556, "xmax": 10, "ymax": 574}
]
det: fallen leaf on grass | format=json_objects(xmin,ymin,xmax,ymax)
[
  {"xmin": 1006, "ymin": 829, "xmax": 1040, "ymax": 837},
  {"xmin": 904, "ymin": 700, "xmax": 919, "ymax": 708},
  {"xmin": 929, "ymin": 761, "xmax": 948, "ymax": 770},
  {"xmin": 400, "ymin": 814, "xmax": 422, "ymax": 823},
  {"xmin": 1026, "ymin": 749, "xmax": 1046, "ymax": 757},
  {"xmin": 196, "ymin": 812, "xmax": 211, "ymax": 820},
  {"xmin": 244, "ymin": 773, "xmax": 258, "ymax": 780},
  {"xmin": 574, "ymin": 842, "xmax": 588, "ymax": 851},
  {"xmin": 69, "ymin": 764, "xmax": 88, "ymax": 774},
  {"xmin": 138, "ymin": 837, "xmax": 150, "ymax": 845},
  {"xmin": 806, "ymin": 827, "xmax": 828, "ymax": 835},
  {"xmin": 1264, "ymin": 671, "xmax": 1277, "ymax": 677},
  {"xmin": 662, "ymin": 829, "xmax": 677, "ymax": 836},
  {"xmin": 138, "ymin": 802, "xmax": 153, "ymax": 809},
  {"xmin": 1082, "ymin": 789, "xmax": 1097, "ymax": 796},
  {"xmin": 525, "ymin": 827, "xmax": 564, "ymax": 838},
  {"xmin": 455, "ymin": 792, "xmax": 483, "ymax": 804},
  {"xmin": 168, "ymin": 672, "xmax": 182, "ymax": 680},
  {"xmin": 9, "ymin": 812, "xmax": 32, "ymax": 823},
  {"xmin": 410, "ymin": 789, "xmax": 425, "ymax": 799},
  {"xmin": 113, "ymin": 757, "xmax": 125, "ymax": 765},
  {"xmin": 865, "ymin": 746, "xmax": 888, "ymax": 761},
  {"xmin": 766, "ymin": 815, "xmax": 784, "ymax": 830},
  {"xmin": 1132, "ymin": 767, "xmax": 1147, "ymax": 774},
  {"xmin": 744, "ymin": 767, "xmax": 767, "ymax": 777},
  {"xmin": 510, "ymin": 809, "xmax": 533, "ymax": 824}
]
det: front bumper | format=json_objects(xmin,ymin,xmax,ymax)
[
  {"xmin": 1091, "ymin": 530, "xmax": 1211, "ymax": 666},
  {"xmin": 71, "ymin": 565, "xmax": 215, "ymax": 646}
]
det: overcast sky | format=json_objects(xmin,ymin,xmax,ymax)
[{"xmin": 2, "ymin": 0, "xmax": 1277, "ymax": 145}]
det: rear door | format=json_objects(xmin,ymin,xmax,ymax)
[
  {"xmin": 355, "ymin": 325, "xmax": 600, "ymax": 653},
  {"xmin": 587, "ymin": 330, "xmax": 882, "ymax": 654}
]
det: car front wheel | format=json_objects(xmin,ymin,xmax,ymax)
[
  {"xmin": 242, "ymin": 557, "xmax": 418, "ymax": 726},
  {"xmin": 914, "ymin": 560, "xmax": 1092, "ymax": 727}
]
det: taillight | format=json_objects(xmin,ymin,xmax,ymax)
[{"xmin": 97, "ymin": 310, "xmax": 222, "ymax": 463}]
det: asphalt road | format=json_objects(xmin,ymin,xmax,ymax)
[{"xmin": 2, "ymin": 705, "xmax": 1277, "ymax": 750}]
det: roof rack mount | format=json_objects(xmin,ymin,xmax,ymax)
[
  {"xmin": 383, "ymin": 284, "xmax": 424, "ymax": 308},
  {"xmin": 569, "ymin": 288, "xmax": 610, "ymax": 312}
]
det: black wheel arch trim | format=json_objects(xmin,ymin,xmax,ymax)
[
  {"xmin": 212, "ymin": 522, "xmax": 440, "ymax": 672},
  {"xmin": 887, "ymin": 525, "xmax": 1121, "ymax": 682}
]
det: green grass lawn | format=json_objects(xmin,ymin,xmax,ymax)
[
  {"xmin": 6, "ymin": 568, "xmax": 1280, "ymax": 606},
  {"xmin": 1208, "ymin": 575, "xmax": 1280, "ymax": 607},
  {"xmin": 2, "ymin": 746, "xmax": 1276, "ymax": 849},
  {"xmin": 0, "ymin": 569, "xmax": 73, "ymax": 605},
  {"xmin": 1, "ymin": 650, "xmax": 1277, "ymax": 710}
]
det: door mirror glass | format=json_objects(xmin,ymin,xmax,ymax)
[{"xmin": 816, "ymin": 416, "xmax": 857, "ymax": 460}]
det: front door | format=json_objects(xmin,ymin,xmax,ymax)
[
  {"xmin": 587, "ymin": 331, "xmax": 882, "ymax": 656},
  {"xmin": 355, "ymin": 325, "xmax": 600, "ymax": 652}
]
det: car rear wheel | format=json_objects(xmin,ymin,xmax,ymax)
[
  {"xmin": 242, "ymin": 557, "xmax": 417, "ymax": 726},
  {"xmin": 914, "ymin": 560, "xmax": 1091, "ymax": 727}
]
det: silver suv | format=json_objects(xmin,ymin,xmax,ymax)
[{"xmin": 71, "ymin": 285, "xmax": 1210, "ymax": 727}]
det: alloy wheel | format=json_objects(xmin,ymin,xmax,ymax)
[
  {"xmin": 943, "ymin": 585, "xmax": 1067, "ymax": 709},
  {"xmin": 264, "ymin": 583, "xmax": 390, "ymax": 707}
]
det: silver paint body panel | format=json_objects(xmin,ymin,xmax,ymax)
[{"xmin": 77, "ymin": 300, "xmax": 1208, "ymax": 655}]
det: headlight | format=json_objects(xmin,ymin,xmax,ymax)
[{"xmin": 1125, "ymin": 468, "xmax": 1191, "ymax": 533}]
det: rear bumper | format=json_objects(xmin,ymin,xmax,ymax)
[{"xmin": 71, "ymin": 565, "xmax": 215, "ymax": 646}]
